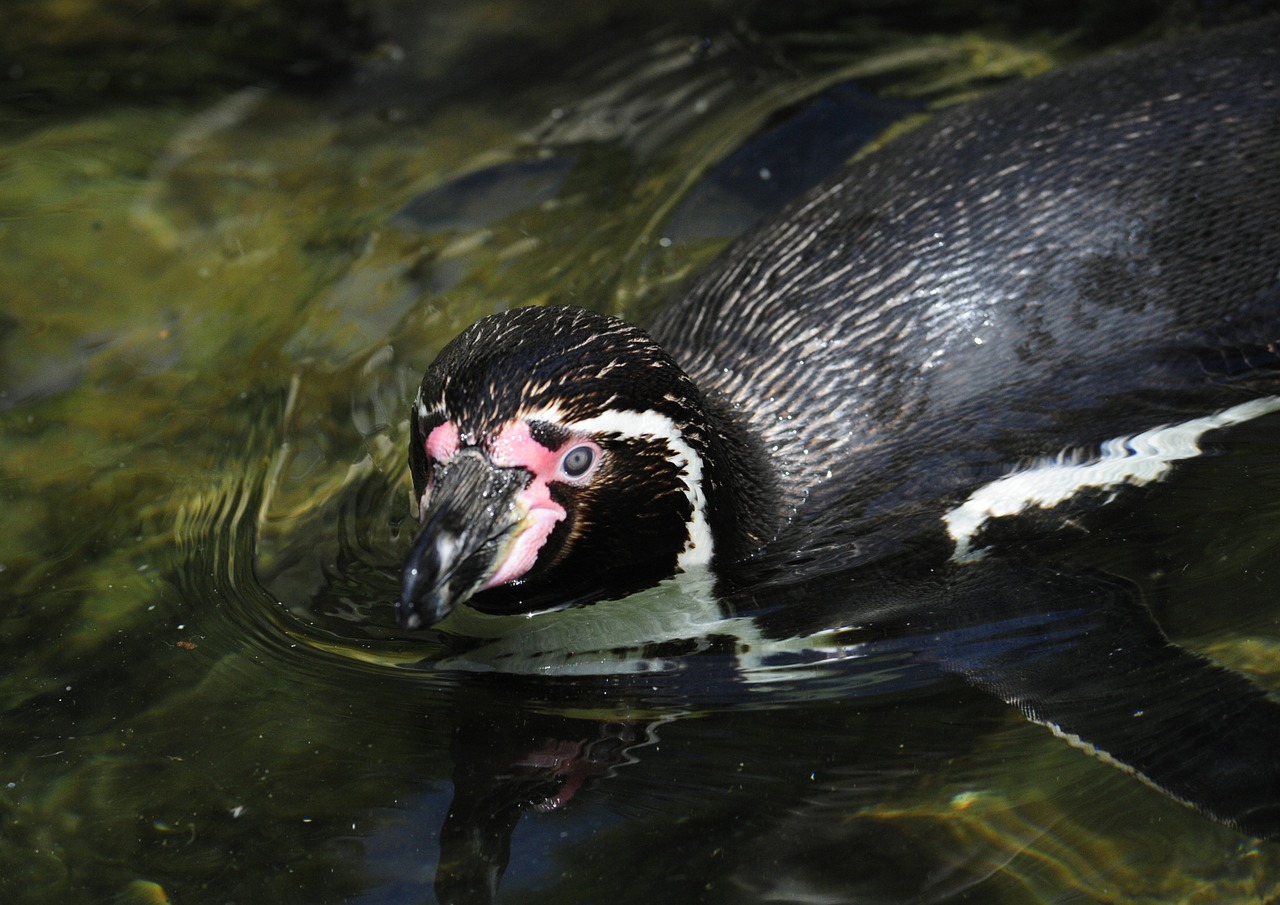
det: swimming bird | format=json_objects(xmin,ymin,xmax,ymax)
[{"xmin": 399, "ymin": 22, "xmax": 1280, "ymax": 836}]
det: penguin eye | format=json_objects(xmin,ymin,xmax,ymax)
[{"xmin": 559, "ymin": 445, "xmax": 596, "ymax": 480}]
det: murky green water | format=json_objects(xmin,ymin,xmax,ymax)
[{"xmin": 3, "ymin": 3, "xmax": 1279, "ymax": 903}]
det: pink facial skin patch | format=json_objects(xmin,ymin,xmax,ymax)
[
  {"xmin": 424, "ymin": 420, "xmax": 460, "ymax": 461},
  {"xmin": 419, "ymin": 421, "xmax": 462, "ymax": 516},
  {"xmin": 477, "ymin": 419, "xmax": 602, "ymax": 589},
  {"xmin": 488, "ymin": 419, "xmax": 561, "ymax": 473},
  {"xmin": 481, "ymin": 503, "xmax": 564, "ymax": 590}
]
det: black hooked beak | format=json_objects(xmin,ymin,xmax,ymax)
[{"xmin": 399, "ymin": 451, "xmax": 531, "ymax": 630}]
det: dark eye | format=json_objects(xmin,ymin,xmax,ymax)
[{"xmin": 560, "ymin": 445, "xmax": 595, "ymax": 479}]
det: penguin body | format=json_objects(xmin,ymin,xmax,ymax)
[
  {"xmin": 650, "ymin": 21, "xmax": 1280, "ymax": 536},
  {"xmin": 403, "ymin": 22, "xmax": 1279, "ymax": 620},
  {"xmin": 398, "ymin": 22, "xmax": 1280, "ymax": 837}
]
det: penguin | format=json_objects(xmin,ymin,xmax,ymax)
[{"xmin": 398, "ymin": 22, "xmax": 1280, "ymax": 837}]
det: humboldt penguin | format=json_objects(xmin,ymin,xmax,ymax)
[{"xmin": 399, "ymin": 22, "xmax": 1280, "ymax": 837}]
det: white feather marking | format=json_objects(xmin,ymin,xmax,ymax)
[
  {"xmin": 523, "ymin": 405, "xmax": 714, "ymax": 569},
  {"xmin": 945, "ymin": 395, "xmax": 1280, "ymax": 561}
]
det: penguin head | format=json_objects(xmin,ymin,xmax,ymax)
[{"xmin": 399, "ymin": 306, "xmax": 717, "ymax": 629}]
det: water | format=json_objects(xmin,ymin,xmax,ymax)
[{"xmin": 3, "ymin": 3, "xmax": 1279, "ymax": 903}]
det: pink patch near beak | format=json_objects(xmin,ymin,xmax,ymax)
[
  {"xmin": 479, "ymin": 419, "xmax": 571, "ymax": 589},
  {"xmin": 479, "ymin": 496, "xmax": 565, "ymax": 589},
  {"xmin": 425, "ymin": 420, "xmax": 460, "ymax": 460},
  {"xmin": 425, "ymin": 418, "xmax": 594, "ymax": 591},
  {"xmin": 477, "ymin": 419, "xmax": 586, "ymax": 590}
]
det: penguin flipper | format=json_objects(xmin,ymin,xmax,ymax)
[{"xmin": 935, "ymin": 564, "xmax": 1280, "ymax": 839}]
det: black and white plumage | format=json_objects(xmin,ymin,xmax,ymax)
[
  {"xmin": 399, "ymin": 22, "xmax": 1280, "ymax": 837},
  {"xmin": 402, "ymin": 305, "xmax": 780, "ymax": 625}
]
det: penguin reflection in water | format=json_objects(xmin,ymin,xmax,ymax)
[{"xmin": 400, "ymin": 23, "xmax": 1280, "ymax": 837}]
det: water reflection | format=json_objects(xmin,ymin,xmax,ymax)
[
  {"xmin": 394, "ymin": 556, "xmax": 1280, "ymax": 903},
  {"xmin": 174, "ymin": 392, "xmax": 1280, "ymax": 903}
]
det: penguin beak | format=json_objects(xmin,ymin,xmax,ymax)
[{"xmin": 398, "ymin": 451, "xmax": 531, "ymax": 630}]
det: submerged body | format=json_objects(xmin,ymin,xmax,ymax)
[{"xmin": 398, "ymin": 23, "xmax": 1280, "ymax": 836}]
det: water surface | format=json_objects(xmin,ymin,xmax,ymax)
[{"xmin": 3, "ymin": 3, "xmax": 1279, "ymax": 903}]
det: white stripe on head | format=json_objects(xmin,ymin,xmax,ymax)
[
  {"xmin": 945, "ymin": 395, "xmax": 1280, "ymax": 561},
  {"xmin": 522, "ymin": 405, "xmax": 714, "ymax": 569}
]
